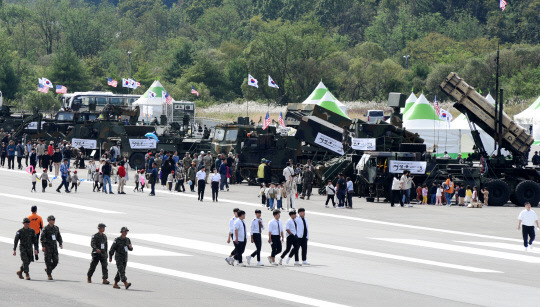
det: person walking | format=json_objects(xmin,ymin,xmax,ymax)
[
  {"xmin": 390, "ymin": 175, "xmax": 401, "ymax": 207},
  {"xmin": 279, "ymin": 210, "xmax": 300, "ymax": 266},
  {"xmin": 150, "ymin": 163, "xmax": 158, "ymax": 196},
  {"xmin": 211, "ymin": 169, "xmax": 221, "ymax": 202},
  {"xmin": 13, "ymin": 217, "xmax": 38, "ymax": 280},
  {"xmin": 196, "ymin": 166, "xmax": 207, "ymax": 201},
  {"xmin": 52, "ymin": 148, "xmax": 62, "ymax": 177},
  {"xmin": 247, "ymin": 209, "xmax": 264, "ymax": 266},
  {"xmin": 56, "ymin": 159, "xmax": 71, "ymax": 193},
  {"xmin": 30, "ymin": 170, "xmax": 38, "ymax": 192},
  {"xmin": 257, "ymin": 158, "xmax": 266, "ymax": 185},
  {"xmin": 109, "ymin": 227, "xmax": 133, "ymax": 289},
  {"xmin": 175, "ymin": 163, "xmax": 186, "ymax": 192},
  {"xmin": 187, "ymin": 162, "xmax": 196, "ymax": 192},
  {"xmin": 7, "ymin": 140, "xmax": 16, "ymax": 169},
  {"xmin": 40, "ymin": 168, "xmax": 50, "ymax": 192},
  {"xmin": 346, "ymin": 177, "xmax": 354, "ymax": 209},
  {"xmin": 87, "ymin": 223, "xmax": 110, "ymax": 284},
  {"xmin": 219, "ymin": 159, "xmax": 229, "ymax": 191},
  {"xmin": 430, "ymin": 182, "xmax": 437, "ymax": 205},
  {"xmin": 267, "ymin": 210, "xmax": 284, "ymax": 266},
  {"xmin": 325, "ymin": 180, "xmax": 336, "ymax": 208},
  {"xmin": 264, "ymin": 160, "xmax": 272, "ymax": 186},
  {"xmin": 444, "ymin": 175, "xmax": 454, "ymax": 206},
  {"xmin": 336, "ymin": 173, "xmax": 347, "ymax": 208},
  {"xmin": 28, "ymin": 206, "xmax": 43, "ymax": 261},
  {"xmin": 70, "ymin": 170, "xmax": 79, "ymax": 192},
  {"xmin": 41, "ymin": 215, "xmax": 63, "ymax": 280},
  {"xmin": 518, "ymin": 202, "xmax": 540, "ymax": 251},
  {"xmin": 117, "ymin": 162, "xmax": 126, "ymax": 194},
  {"xmin": 295, "ymin": 208, "xmax": 310, "ymax": 265},
  {"xmin": 101, "ymin": 160, "xmax": 113, "ymax": 194},
  {"xmin": 16, "ymin": 141, "xmax": 25, "ymax": 170},
  {"xmin": 233, "ymin": 210, "xmax": 247, "ymax": 267},
  {"xmin": 225, "ymin": 208, "xmax": 239, "ymax": 265},
  {"xmin": 300, "ymin": 167, "xmax": 314, "ymax": 200}
]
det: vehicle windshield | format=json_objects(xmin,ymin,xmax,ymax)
[
  {"xmin": 56, "ymin": 113, "xmax": 74, "ymax": 121},
  {"xmin": 369, "ymin": 111, "xmax": 384, "ymax": 117},
  {"xmin": 214, "ymin": 128, "xmax": 225, "ymax": 141},
  {"xmin": 225, "ymin": 129, "xmax": 238, "ymax": 141}
]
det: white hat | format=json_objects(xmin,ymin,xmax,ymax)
[{"xmin": 200, "ymin": 151, "xmax": 204, "ymax": 154}]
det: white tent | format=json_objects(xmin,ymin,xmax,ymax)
[
  {"xmin": 515, "ymin": 96, "xmax": 540, "ymax": 143},
  {"xmin": 302, "ymin": 81, "xmax": 347, "ymax": 115},
  {"xmin": 402, "ymin": 92, "xmax": 417, "ymax": 115},
  {"xmin": 132, "ymin": 80, "xmax": 173, "ymax": 122}
]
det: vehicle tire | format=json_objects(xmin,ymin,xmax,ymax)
[
  {"xmin": 129, "ymin": 152, "xmax": 145, "ymax": 170},
  {"xmin": 515, "ymin": 180, "xmax": 540, "ymax": 207},
  {"xmin": 485, "ymin": 179, "xmax": 510, "ymax": 206},
  {"xmin": 366, "ymin": 197, "xmax": 375, "ymax": 202},
  {"xmin": 399, "ymin": 143, "xmax": 426, "ymax": 153}
]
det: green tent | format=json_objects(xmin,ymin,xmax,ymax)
[
  {"xmin": 402, "ymin": 92, "xmax": 417, "ymax": 115},
  {"xmin": 318, "ymin": 92, "xmax": 350, "ymax": 119},
  {"xmin": 302, "ymin": 81, "xmax": 348, "ymax": 117}
]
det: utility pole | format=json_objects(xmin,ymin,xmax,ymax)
[
  {"xmin": 494, "ymin": 44, "xmax": 500, "ymax": 153},
  {"xmin": 128, "ymin": 51, "xmax": 132, "ymax": 94}
]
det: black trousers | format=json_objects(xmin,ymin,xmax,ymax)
[
  {"xmin": 522, "ymin": 225, "xmax": 535, "ymax": 247},
  {"xmin": 250, "ymin": 233, "xmax": 262, "ymax": 261},
  {"xmin": 32, "ymin": 182, "xmax": 36, "ymax": 191},
  {"xmin": 42, "ymin": 181, "xmax": 48, "ymax": 191},
  {"xmin": 270, "ymin": 235, "xmax": 282, "ymax": 257},
  {"xmin": 8, "ymin": 156, "xmax": 14, "ymax": 169},
  {"xmin": 325, "ymin": 194, "xmax": 335, "ymax": 206},
  {"xmin": 280, "ymin": 235, "xmax": 299, "ymax": 261},
  {"xmin": 233, "ymin": 240, "xmax": 246, "ymax": 263},
  {"xmin": 211, "ymin": 181, "xmax": 219, "ymax": 201},
  {"xmin": 297, "ymin": 237, "xmax": 308, "ymax": 261},
  {"xmin": 17, "ymin": 156, "xmax": 23, "ymax": 169},
  {"xmin": 391, "ymin": 190, "xmax": 401, "ymax": 207},
  {"xmin": 70, "ymin": 182, "xmax": 77, "ymax": 191},
  {"xmin": 347, "ymin": 191, "xmax": 353, "ymax": 208},
  {"xmin": 197, "ymin": 180, "xmax": 206, "ymax": 200},
  {"xmin": 190, "ymin": 180, "xmax": 195, "ymax": 191},
  {"xmin": 175, "ymin": 180, "xmax": 185, "ymax": 192}
]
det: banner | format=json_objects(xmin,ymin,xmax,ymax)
[
  {"xmin": 314, "ymin": 132, "xmax": 344, "ymax": 155},
  {"xmin": 351, "ymin": 138, "xmax": 376, "ymax": 150},
  {"xmin": 389, "ymin": 160, "xmax": 427, "ymax": 175},
  {"xmin": 71, "ymin": 138, "xmax": 97, "ymax": 149},
  {"xmin": 26, "ymin": 122, "xmax": 45, "ymax": 130},
  {"xmin": 129, "ymin": 139, "xmax": 157, "ymax": 149}
]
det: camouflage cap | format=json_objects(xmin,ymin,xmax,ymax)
[
  {"xmin": 23, "ymin": 217, "xmax": 31, "ymax": 223},
  {"xmin": 261, "ymin": 158, "xmax": 266, "ymax": 162},
  {"xmin": 98, "ymin": 223, "xmax": 106, "ymax": 228},
  {"xmin": 47, "ymin": 215, "xmax": 55, "ymax": 221},
  {"xmin": 120, "ymin": 226, "xmax": 129, "ymax": 232}
]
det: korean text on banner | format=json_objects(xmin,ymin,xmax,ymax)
[
  {"xmin": 388, "ymin": 160, "xmax": 427, "ymax": 175},
  {"xmin": 129, "ymin": 139, "xmax": 157, "ymax": 149},
  {"xmin": 71, "ymin": 138, "xmax": 97, "ymax": 149},
  {"xmin": 351, "ymin": 138, "xmax": 376, "ymax": 150},
  {"xmin": 314, "ymin": 132, "xmax": 344, "ymax": 155}
]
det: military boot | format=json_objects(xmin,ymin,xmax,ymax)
[
  {"xmin": 113, "ymin": 282, "xmax": 120, "ymax": 289},
  {"xmin": 16, "ymin": 270, "xmax": 23, "ymax": 279},
  {"xmin": 25, "ymin": 273, "xmax": 30, "ymax": 280},
  {"xmin": 45, "ymin": 269, "xmax": 52, "ymax": 280},
  {"xmin": 87, "ymin": 277, "xmax": 91, "ymax": 283},
  {"xmin": 123, "ymin": 281, "xmax": 131, "ymax": 290},
  {"xmin": 102, "ymin": 279, "xmax": 110, "ymax": 285}
]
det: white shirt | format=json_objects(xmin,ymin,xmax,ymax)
[
  {"xmin": 518, "ymin": 209, "xmax": 538, "ymax": 226},
  {"xmin": 268, "ymin": 219, "xmax": 283, "ymax": 236},
  {"xmin": 325, "ymin": 184, "xmax": 335, "ymax": 195},
  {"xmin": 283, "ymin": 166, "xmax": 294, "ymax": 180},
  {"xmin": 436, "ymin": 188, "xmax": 443, "ymax": 197},
  {"xmin": 285, "ymin": 218, "xmax": 298, "ymax": 237},
  {"xmin": 196, "ymin": 170, "xmax": 206, "ymax": 180},
  {"xmin": 250, "ymin": 218, "xmax": 264, "ymax": 235},
  {"xmin": 346, "ymin": 180, "xmax": 353, "ymax": 192},
  {"xmin": 391, "ymin": 178, "xmax": 401, "ymax": 190},
  {"xmin": 211, "ymin": 173, "xmax": 221, "ymax": 182},
  {"xmin": 233, "ymin": 219, "xmax": 246, "ymax": 242},
  {"xmin": 228, "ymin": 217, "xmax": 237, "ymax": 234},
  {"xmin": 295, "ymin": 216, "xmax": 309, "ymax": 239}
]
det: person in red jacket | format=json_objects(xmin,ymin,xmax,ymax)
[{"xmin": 117, "ymin": 162, "xmax": 126, "ymax": 194}]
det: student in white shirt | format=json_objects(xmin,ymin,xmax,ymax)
[
  {"xmin": 195, "ymin": 166, "xmax": 207, "ymax": 201},
  {"xmin": 518, "ymin": 202, "xmax": 540, "ymax": 251},
  {"xmin": 233, "ymin": 210, "xmax": 247, "ymax": 266},
  {"xmin": 267, "ymin": 210, "xmax": 284, "ymax": 265},
  {"xmin": 211, "ymin": 169, "xmax": 221, "ymax": 202},
  {"xmin": 225, "ymin": 208, "xmax": 239, "ymax": 265},
  {"xmin": 279, "ymin": 210, "xmax": 301, "ymax": 266},
  {"xmin": 247, "ymin": 209, "xmax": 264, "ymax": 266},
  {"xmin": 325, "ymin": 181, "xmax": 336, "ymax": 208},
  {"xmin": 390, "ymin": 175, "xmax": 401, "ymax": 207},
  {"xmin": 295, "ymin": 208, "xmax": 310, "ymax": 265}
]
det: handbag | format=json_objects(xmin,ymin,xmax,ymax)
[{"xmin": 48, "ymin": 182, "xmax": 52, "ymax": 187}]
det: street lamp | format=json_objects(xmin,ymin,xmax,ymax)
[
  {"xmin": 127, "ymin": 51, "xmax": 132, "ymax": 78},
  {"xmin": 403, "ymin": 55, "xmax": 410, "ymax": 69}
]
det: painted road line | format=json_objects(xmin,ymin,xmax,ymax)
[
  {"xmin": 374, "ymin": 238, "xmax": 540, "ymax": 264},
  {"xmin": 0, "ymin": 193, "xmax": 123, "ymax": 214},
  {"xmin": 61, "ymin": 233, "xmax": 190, "ymax": 257},
  {"xmin": 130, "ymin": 234, "xmax": 500, "ymax": 273},
  {"xmin": 0, "ymin": 236, "xmax": 349, "ymax": 307},
  {"xmin": 456, "ymin": 241, "xmax": 540, "ymax": 254}
]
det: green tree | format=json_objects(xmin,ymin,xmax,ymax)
[
  {"xmin": 49, "ymin": 47, "xmax": 90, "ymax": 92},
  {"xmin": 34, "ymin": 0, "xmax": 61, "ymax": 54}
]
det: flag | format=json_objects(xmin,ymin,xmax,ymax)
[
  {"xmin": 41, "ymin": 78, "xmax": 53, "ymax": 88},
  {"xmin": 122, "ymin": 78, "xmax": 129, "ymax": 88},
  {"xmin": 128, "ymin": 78, "xmax": 136, "ymax": 89},
  {"xmin": 55, "ymin": 85, "xmax": 67, "ymax": 94},
  {"xmin": 434, "ymin": 96, "xmax": 441, "ymax": 117},
  {"xmin": 248, "ymin": 74, "xmax": 258, "ymax": 88},
  {"xmin": 268, "ymin": 75, "xmax": 279, "ymax": 88},
  {"xmin": 148, "ymin": 91, "xmax": 156, "ymax": 98},
  {"xmin": 164, "ymin": 91, "xmax": 172, "ymax": 105},
  {"xmin": 439, "ymin": 108, "xmax": 452, "ymax": 127},
  {"xmin": 107, "ymin": 77, "xmax": 118, "ymax": 87},
  {"xmin": 262, "ymin": 111, "xmax": 271, "ymax": 130},
  {"xmin": 500, "ymin": 0, "xmax": 507, "ymax": 11},
  {"xmin": 135, "ymin": 81, "xmax": 141, "ymax": 88},
  {"xmin": 278, "ymin": 112, "xmax": 286, "ymax": 128},
  {"xmin": 191, "ymin": 85, "xmax": 199, "ymax": 97},
  {"xmin": 38, "ymin": 78, "xmax": 43, "ymax": 85},
  {"xmin": 38, "ymin": 83, "xmax": 49, "ymax": 93}
]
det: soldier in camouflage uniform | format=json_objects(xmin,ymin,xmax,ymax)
[
  {"xmin": 87, "ymin": 223, "xmax": 110, "ymax": 284},
  {"xmin": 13, "ymin": 217, "xmax": 38, "ymax": 280},
  {"xmin": 300, "ymin": 167, "xmax": 315, "ymax": 200},
  {"xmin": 183, "ymin": 153, "xmax": 192, "ymax": 171},
  {"xmin": 109, "ymin": 227, "xmax": 133, "ymax": 289},
  {"xmin": 203, "ymin": 151, "xmax": 213, "ymax": 182},
  {"xmin": 41, "ymin": 215, "xmax": 63, "ymax": 280}
]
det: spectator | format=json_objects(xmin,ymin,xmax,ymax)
[
  {"xmin": 325, "ymin": 180, "xmax": 336, "ymax": 208},
  {"xmin": 219, "ymin": 159, "xmax": 229, "ymax": 191},
  {"xmin": 444, "ymin": 175, "xmax": 454, "ymax": 206},
  {"xmin": 391, "ymin": 174, "xmax": 402, "ymax": 207},
  {"xmin": 430, "ymin": 182, "xmax": 437, "ymax": 205}
]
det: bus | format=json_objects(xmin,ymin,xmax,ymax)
[{"xmin": 61, "ymin": 92, "xmax": 141, "ymax": 111}]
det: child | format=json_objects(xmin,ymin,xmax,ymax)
[
  {"xmin": 436, "ymin": 184, "xmax": 443, "ymax": 205},
  {"xmin": 70, "ymin": 170, "xmax": 79, "ymax": 192},
  {"xmin": 458, "ymin": 184, "xmax": 466, "ymax": 206},
  {"xmin": 465, "ymin": 185, "xmax": 472, "ymax": 206},
  {"xmin": 259, "ymin": 183, "xmax": 266, "ymax": 206},
  {"xmin": 31, "ymin": 170, "xmax": 37, "ymax": 192},
  {"xmin": 281, "ymin": 184, "xmax": 287, "ymax": 210},
  {"xmin": 133, "ymin": 170, "xmax": 140, "ymax": 192},
  {"xmin": 276, "ymin": 184, "xmax": 283, "ymax": 210},
  {"xmin": 482, "ymin": 187, "xmax": 489, "ymax": 206},
  {"xmin": 176, "ymin": 164, "xmax": 185, "ymax": 192},
  {"xmin": 421, "ymin": 184, "xmax": 428, "ymax": 205},
  {"xmin": 140, "ymin": 170, "xmax": 145, "ymax": 192},
  {"xmin": 416, "ymin": 185, "xmax": 423, "ymax": 203},
  {"xmin": 40, "ymin": 169, "xmax": 49, "ymax": 192},
  {"xmin": 98, "ymin": 170, "xmax": 104, "ymax": 192},
  {"xmin": 167, "ymin": 171, "xmax": 175, "ymax": 192},
  {"xmin": 268, "ymin": 183, "xmax": 276, "ymax": 210},
  {"xmin": 67, "ymin": 171, "xmax": 72, "ymax": 189},
  {"xmin": 112, "ymin": 162, "xmax": 118, "ymax": 184},
  {"xmin": 325, "ymin": 180, "xmax": 336, "ymax": 208},
  {"xmin": 468, "ymin": 186, "xmax": 481, "ymax": 208},
  {"xmin": 93, "ymin": 168, "xmax": 100, "ymax": 192}
]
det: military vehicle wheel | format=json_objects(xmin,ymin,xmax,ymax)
[
  {"xmin": 515, "ymin": 180, "xmax": 540, "ymax": 207},
  {"xmin": 486, "ymin": 179, "xmax": 510, "ymax": 206},
  {"xmin": 129, "ymin": 153, "xmax": 146, "ymax": 170},
  {"xmin": 366, "ymin": 197, "xmax": 375, "ymax": 202}
]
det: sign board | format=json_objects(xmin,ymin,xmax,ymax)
[
  {"xmin": 71, "ymin": 138, "xmax": 97, "ymax": 149},
  {"xmin": 26, "ymin": 122, "xmax": 45, "ymax": 130},
  {"xmin": 351, "ymin": 138, "xmax": 376, "ymax": 150},
  {"xmin": 314, "ymin": 132, "xmax": 344, "ymax": 155},
  {"xmin": 389, "ymin": 160, "xmax": 427, "ymax": 175},
  {"xmin": 129, "ymin": 139, "xmax": 157, "ymax": 149}
]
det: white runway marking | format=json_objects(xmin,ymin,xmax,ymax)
[
  {"xmin": 456, "ymin": 241, "xmax": 540, "ymax": 253},
  {"xmin": 0, "ymin": 193, "xmax": 123, "ymax": 214},
  {"xmin": 61, "ymin": 233, "xmax": 190, "ymax": 257},
  {"xmin": 0, "ymin": 236, "xmax": 349, "ymax": 307},
  {"xmin": 374, "ymin": 238, "xmax": 540, "ymax": 263}
]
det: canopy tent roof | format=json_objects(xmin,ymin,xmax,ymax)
[
  {"xmin": 515, "ymin": 96, "xmax": 540, "ymax": 123},
  {"xmin": 485, "ymin": 93, "xmax": 496, "ymax": 104},
  {"xmin": 302, "ymin": 81, "xmax": 347, "ymax": 115},
  {"xmin": 318, "ymin": 93, "xmax": 350, "ymax": 119},
  {"xmin": 403, "ymin": 94, "xmax": 447, "ymax": 130},
  {"xmin": 132, "ymin": 80, "xmax": 172, "ymax": 106},
  {"xmin": 402, "ymin": 92, "xmax": 417, "ymax": 114}
]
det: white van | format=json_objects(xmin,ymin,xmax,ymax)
[{"xmin": 366, "ymin": 110, "xmax": 384, "ymax": 123}]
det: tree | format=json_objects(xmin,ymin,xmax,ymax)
[
  {"xmin": 49, "ymin": 47, "xmax": 90, "ymax": 92},
  {"xmin": 165, "ymin": 40, "xmax": 194, "ymax": 82},
  {"xmin": 33, "ymin": 0, "xmax": 61, "ymax": 54},
  {"xmin": 0, "ymin": 30, "xmax": 20, "ymax": 100}
]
